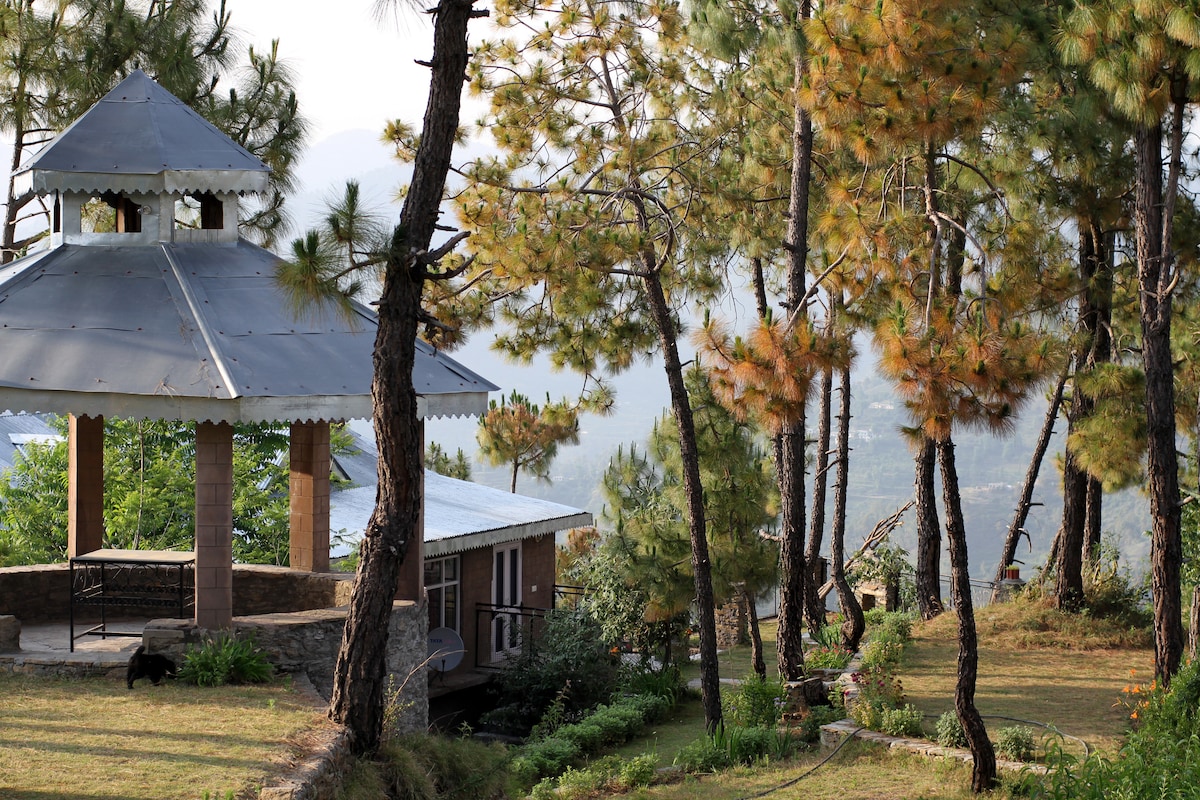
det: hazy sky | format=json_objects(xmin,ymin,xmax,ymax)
[{"xmin": 221, "ymin": 0, "xmax": 459, "ymax": 143}]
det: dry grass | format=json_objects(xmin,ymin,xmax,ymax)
[
  {"xmin": 902, "ymin": 597, "xmax": 1153, "ymax": 755},
  {"xmin": 0, "ymin": 673, "xmax": 331, "ymax": 800}
]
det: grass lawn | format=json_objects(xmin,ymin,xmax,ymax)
[{"xmin": 0, "ymin": 673, "xmax": 331, "ymax": 800}]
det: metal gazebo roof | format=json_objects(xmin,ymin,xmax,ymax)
[
  {"xmin": 0, "ymin": 240, "xmax": 497, "ymax": 422},
  {"xmin": 18, "ymin": 70, "xmax": 270, "ymax": 195}
]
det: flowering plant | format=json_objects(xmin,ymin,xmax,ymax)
[
  {"xmin": 847, "ymin": 665, "xmax": 907, "ymax": 730},
  {"xmin": 806, "ymin": 645, "xmax": 854, "ymax": 671}
]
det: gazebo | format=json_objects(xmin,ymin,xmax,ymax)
[{"xmin": 0, "ymin": 71, "xmax": 496, "ymax": 631}]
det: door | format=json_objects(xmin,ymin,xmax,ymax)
[{"xmin": 492, "ymin": 542, "xmax": 522, "ymax": 659}]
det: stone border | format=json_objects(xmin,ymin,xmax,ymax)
[
  {"xmin": 819, "ymin": 718, "xmax": 1047, "ymax": 775},
  {"xmin": 258, "ymin": 674, "xmax": 355, "ymax": 800}
]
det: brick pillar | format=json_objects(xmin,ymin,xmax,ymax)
[
  {"xmin": 289, "ymin": 420, "xmax": 331, "ymax": 572},
  {"xmin": 195, "ymin": 421, "xmax": 233, "ymax": 630},
  {"xmin": 67, "ymin": 414, "xmax": 104, "ymax": 557}
]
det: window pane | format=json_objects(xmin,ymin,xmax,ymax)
[
  {"xmin": 428, "ymin": 586, "xmax": 443, "ymax": 630},
  {"xmin": 445, "ymin": 585, "xmax": 458, "ymax": 631},
  {"xmin": 495, "ymin": 552, "xmax": 504, "ymax": 605},
  {"xmin": 444, "ymin": 556, "xmax": 458, "ymax": 582},
  {"xmin": 424, "ymin": 559, "xmax": 442, "ymax": 586}
]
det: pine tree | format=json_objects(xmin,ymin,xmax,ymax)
[
  {"xmin": 1059, "ymin": 0, "xmax": 1200, "ymax": 684},
  {"xmin": 476, "ymin": 392, "xmax": 580, "ymax": 493}
]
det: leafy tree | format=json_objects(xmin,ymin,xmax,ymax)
[
  {"xmin": 0, "ymin": 435, "xmax": 69, "ymax": 566},
  {"xmin": 425, "ymin": 442, "xmax": 472, "ymax": 480},
  {"xmin": 476, "ymin": 391, "xmax": 580, "ymax": 493},
  {"xmin": 455, "ymin": 0, "xmax": 730, "ymax": 731}
]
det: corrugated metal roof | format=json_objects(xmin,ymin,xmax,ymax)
[
  {"xmin": 0, "ymin": 241, "xmax": 498, "ymax": 423},
  {"xmin": 21, "ymin": 70, "xmax": 269, "ymax": 195},
  {"xmin": 330, "ymin": 473, "xmax": 593, "ymax": 558}
]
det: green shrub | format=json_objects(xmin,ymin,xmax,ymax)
[
  {"xmin": 935, "ymin": 711, "xmax": 969, "ymax": 748},
  {"xmin": 717, "ymin": 724, "xmax": 794, "ymax": 764},
  {"xmin": 812, "ymin": 624, "xmax": 842, "ymax": 649},
  {"xmin": 996, "ymin": 726, "xmax": 1036, "ymax": 762},
  {"xmin": 482, "ymin": 608, "xmax": 620, "ymax": 736},
  {"xmin": 879, "ymin": 704, "xmax": 924, "ymax": 737},
  {"xmin": 510, "ymin": 734, "xmax": 581, "ymax": 787},
  {"xmin": 178, "ymin": 634, "xmax": 271, "ymax": 687},
  {"xmin": 723, "ymin": 675, "xmax": 787, "ymax": 728},
  {"xmin": 873, "ymin": 611, "xmax": 914, "ymax": 642},
  {"xmin": 847, "ymin": 666, "xmax": 907, "ymax": 732},
  {"xmin": 533, "ymin": 753, "xmax": 657, "ymax": 800},
  {"xmin": 676, "ymin": 724, "xmax": 795, "ymax": 773},
  {"xmin": 674, "ymin": 737, "xmax": 732, "ymax": 773},
  {"xmin": 616, "ymin": 754, "xmax": 657, "ymax": 788},
  {"xmin": 621, "ymin": 663, "xmax": 685, "ymax": 703}
]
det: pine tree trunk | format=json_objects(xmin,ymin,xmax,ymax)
[
  {"xmin": 1135, "ymin": 120, "xmax": 1183, "ymax": 684},
  {"xmin": 914, "ymin": 436, "xmax": 942, "ymax": 619},
  {"xmin": 643, "ymin": 271, "xmax": 722, "ymax": 732},
  {"xmin": 774, "ymin": 0, "xmax": 814, "ymax": 683},
  {"xmin": 328, "ymin": 0, "xmax": 479, "ymax": 755},
  {"xmin": 832, "ymin": 365, "xmax": 864, "ymax": 650},
  {"xmin": 937, "ymin": 437, "xmax": 997, "ymax": 793},
  {"xmin": 991, "ymin": 367, "xmax": 1066, "ymax": 601},
  {"xmin": 805, "ymin": 368, "xmax": 833, "ymax": 633}
]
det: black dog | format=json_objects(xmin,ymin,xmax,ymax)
[{"xmin": 126, "ymin": 645, "xmax": 176, "ymax": 689}]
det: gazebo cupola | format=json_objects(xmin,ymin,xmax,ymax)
[
  {"xmin": 0, "ymin": 71, "xmax": 497, "ymax": 631},
  {"xmin": 24, "ymin": 69, "xmax": 266, "ymax": 250}
]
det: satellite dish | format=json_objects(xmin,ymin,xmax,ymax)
[{"xmin": 427, "ymin": 627, "xmax": 465, "ymax": 672}]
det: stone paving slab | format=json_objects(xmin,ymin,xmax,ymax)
[{"xmin": 820, "ymin": 718, "xmax": 1047, "ymax": 775}]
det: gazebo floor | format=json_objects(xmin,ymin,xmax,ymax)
[{"xmin": 2, "ymin": 619, "xmax": 148, "ymax": 671}]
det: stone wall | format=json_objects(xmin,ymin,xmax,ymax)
[
  {"xmin": 232, "ymin": 565, "xmax": 354, "ymax": 616},
  {"xmin": 0, "ymin": 562, "xmax": 354, "ymax": 624},
  {"xmin": 0, "ymin": 564, "xmax": 71, "ymax": 622}
]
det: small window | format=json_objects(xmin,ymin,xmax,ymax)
[
  {"xmin": 81, "ymin": 193, "xmax": 141, "ymax": 233},
  {"xmin": 175, "ymin": 192, "xmax": 223, "ymax": 230}
]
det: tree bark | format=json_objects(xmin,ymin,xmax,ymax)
[
  {"xmin": 831, "ymin": 365, "xmax": 864, "ymax": 650},
  {"xmin": 643, "ymin": 271, "xmax": 722, "ymax": 732},
  {"xmin": 328, "ymin": 0, "xmax": 479, "ymax": 755},
  {"xmin": 991, "ymin": 366, "xmax": 1066, "ymax": 601},
  {"xmin": 774, "ymin": 0, "xmax": 814, "ymax": 683},
  {"xmin": 914, "ymin": 436, "xmax": 942, "ymax": 619},
  {"xmin": 805, "ymin": 368, "xmax": 833, "ymax": 633},
  {"xmin": 938, "ymin": 437, "xmax": 997, "ymax": 793},
  {"xmin": 1135, "ymin": 120, "xmax": 1183, "ymax": 684}
]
